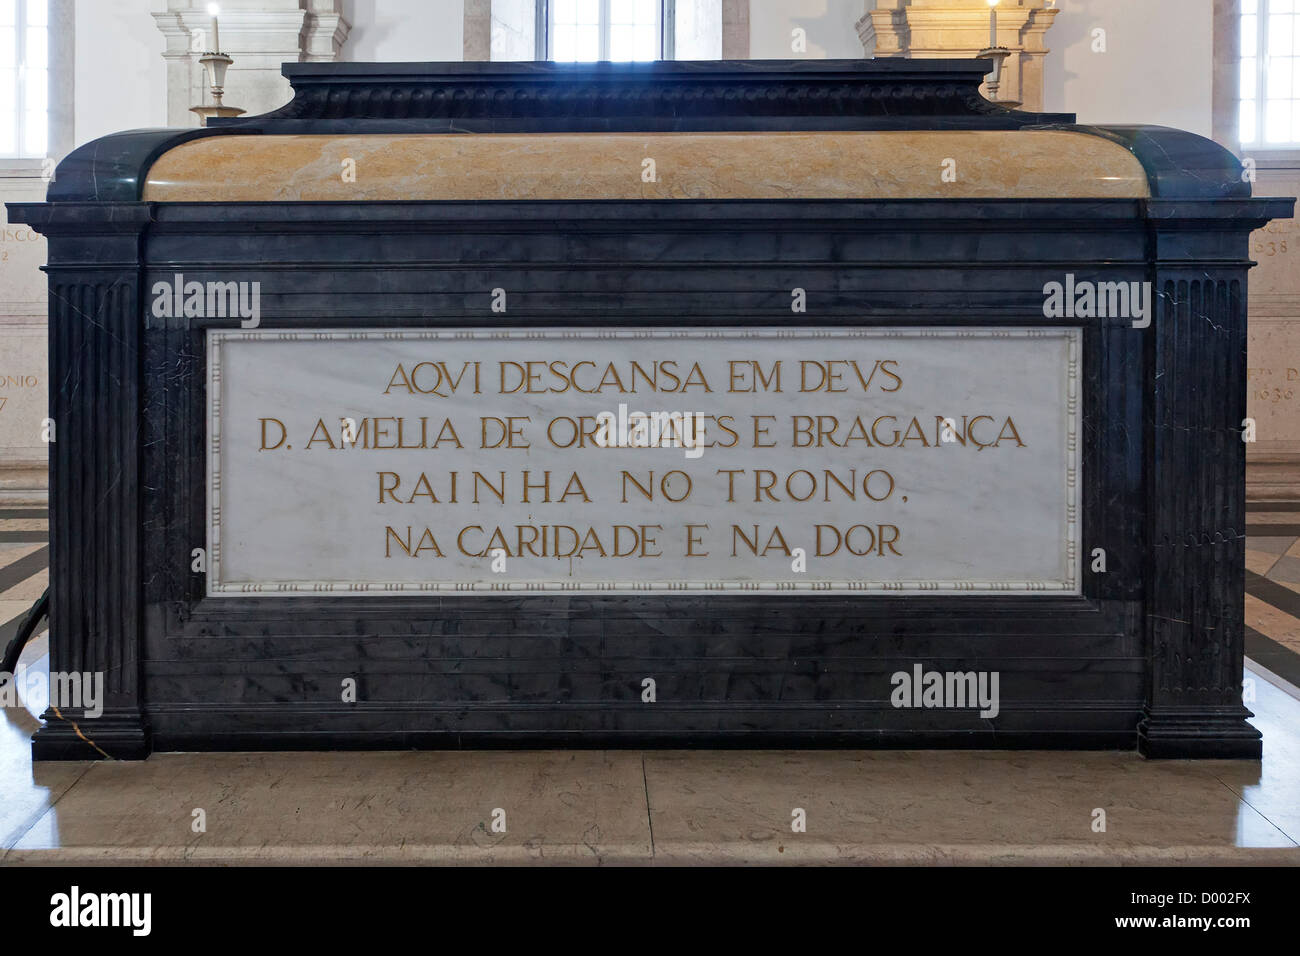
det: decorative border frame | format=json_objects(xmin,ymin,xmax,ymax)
[{"xmin": 207, "ymin": 326, "xmax": 1081, "ymax": 596}]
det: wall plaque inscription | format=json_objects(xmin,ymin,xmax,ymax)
[{"xmin": 207, "ymin": 327, "xmax": 1080, "ymax": 595}]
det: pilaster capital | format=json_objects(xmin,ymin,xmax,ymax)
[{"xmin": 856, "ymin": 0, "xmax": 1061, "ymax": 110}]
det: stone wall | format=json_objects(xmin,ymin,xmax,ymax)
[
  {"xmin": 0, "ymin": 175, "xmax": 47, "ymax": 504},
  {"xmin": 1247, "ymin": 162, "xmax": 1300, "ymax": 500}
]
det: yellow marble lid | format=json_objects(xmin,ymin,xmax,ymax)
[{"xmin": 141, "ymin": 129, "xmax": 1150, "ymax": 202}]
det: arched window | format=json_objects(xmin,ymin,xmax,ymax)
[
  {"xmin": 0, "ymin": 0, "xmax": 46, "ymax": 157},
  {"xmin": 476, "ymin": 0, "xmax": 732, "ymax": 63},
  {"xmin": 545, "ymin": 0, "xmax": 673, "ymax": 61},
  {"xmin": 1241, "ymin": 0, "xmax": 1300, "ymax": 146}
]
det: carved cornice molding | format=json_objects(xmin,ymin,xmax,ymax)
[{"xmin": 223, "ymin": 59, "xmax": 1070, "ymax": 132}]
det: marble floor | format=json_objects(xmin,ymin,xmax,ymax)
[{"xmin": 2, "ymin": 505, "xmax": 1300, "ymax": 865}]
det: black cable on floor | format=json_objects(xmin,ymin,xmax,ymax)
[{"xmin": 0, "ymin": 587, "xmax": 49, "ymax": 680}]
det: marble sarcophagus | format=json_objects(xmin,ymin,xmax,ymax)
[{"xmin": 9, "ymin": 59, "xmax": 1293, "ymax": 759}]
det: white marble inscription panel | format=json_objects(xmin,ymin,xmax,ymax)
[{"xmin": 207, "ymin": 327, "xmax": 1080, "ymax": 595}]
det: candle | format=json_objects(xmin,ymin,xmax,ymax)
[
  {"xmin": 989, "ymin": 0, "xmax": 998, "ymax": 48},
  {"xmin": 208, "ymin": 3, "xmax": 221, "ymax": 53}
]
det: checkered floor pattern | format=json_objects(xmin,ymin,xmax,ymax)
[{"xmin": 0, "ymin": 508, "xmax": 48, "ymax": 658}]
